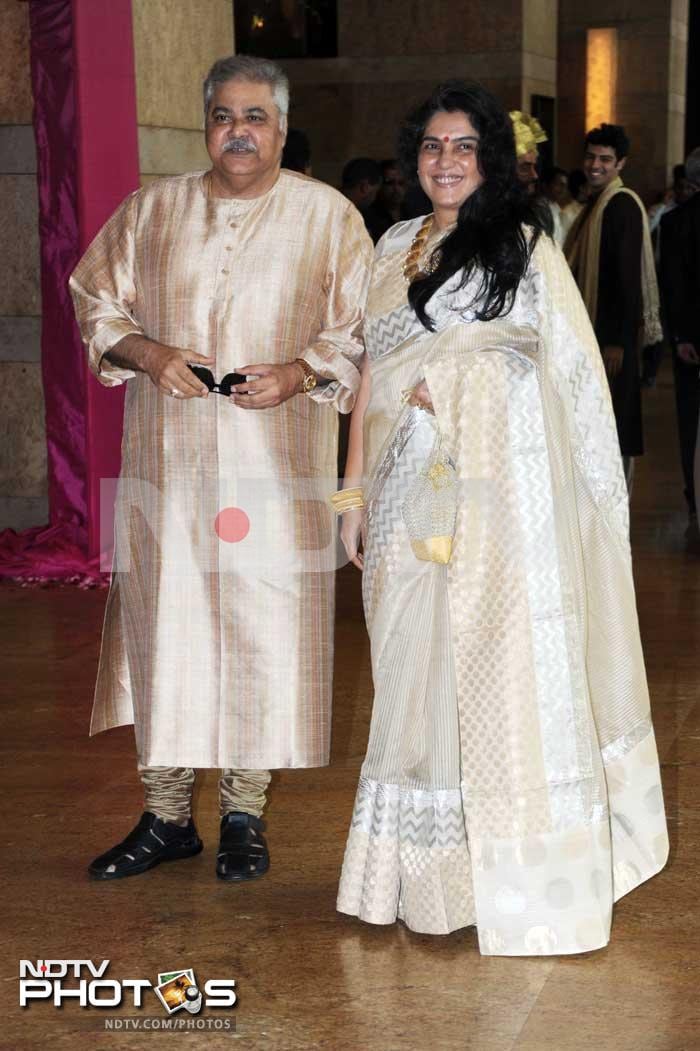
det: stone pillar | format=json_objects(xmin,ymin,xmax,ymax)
[
  {"xmin": 522, "ymin": 0, "xmax": 558, "ymax": 109},
  {"xmin": 0, "ymin": 0, "xmax": 46, "ymax": 531},
  {"xmin": 131, "ymin": 0, "xmax": 234, "ymax": 184},
  {"xmin": 558, "ymin": 0, "xmax": 690, "ymax": 201},
  {"xmin": 668, "ymin": 1, "xmax": 690, "ymax": 177}
]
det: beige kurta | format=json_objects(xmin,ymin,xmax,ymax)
[{"xmin": 70, "ymin": 170, "xmax": 373, "ymax": 768}]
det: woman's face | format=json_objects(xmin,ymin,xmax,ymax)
[{"xmin": 417, "ymin": 110, "xmax": 484, "ymax": 220}]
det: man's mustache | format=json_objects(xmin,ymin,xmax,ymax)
[{"xmin": 222, "ymin": 138, "xmax": 257, "ymax": 154}]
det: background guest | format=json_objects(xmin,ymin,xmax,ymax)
[
  {"xmin": 568, "ymin": 167, "xmax": 588, "ymax": 205},
  {"xmin": 341, "ymin": 156, "xmax": 384, "ymax": 241},
  {"xmin": 510, "ymin": 109, "xmax": 547, "ymax": 195},
  {"xmin": 377, "ymin": 158, "xmax": 406, "ymax": 222},
  {"xmin": 281, "ymin": 127, "xmax": 312, "ymax": 174},
  {"xmin": 363, "ymin": 158, "xmax": 409, "ymax": 241},
  {"xmin": 660, "ymin": 147, "xmax": 700, "ymax": 546},
  {"xmin": 565, "ymin": 123, "xmax": 662, "ymax": 492},
  {"xmin": 542, "ymin": 164, "xmax": 575, "ymax": 246},
  {"xmin": 649, "ymin": 163, "xmax": 695, "ymax": 240},
  {"xmin": 642, "ymin": 165, "xmax": 694, "ymax": 387}
]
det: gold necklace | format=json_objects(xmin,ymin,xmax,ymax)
[{"xmin": 402, "ymin": 215, "xmax": 442, "ymax": 283}]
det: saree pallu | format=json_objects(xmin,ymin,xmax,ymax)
[{"xmin": 337, "ymin": 222, "xmax": 668, "ymax": 955}]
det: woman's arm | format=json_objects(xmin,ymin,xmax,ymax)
[
  {"xmin": 340, "ymin": 352, "xmax": 371, "ymax": 568},
  {"xmin": 343, "ymin": 352, "xmax": 371, "ymax": 486}
]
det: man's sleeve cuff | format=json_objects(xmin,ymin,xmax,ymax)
[
  {"xmin": 88, "ymin": 320, "xmax": 143, "ymax": 385},
  {"xmin": 298, "ymin": 347, "xmax": 361, "ymax": 414}
]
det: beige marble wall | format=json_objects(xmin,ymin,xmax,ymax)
[
  {"xmin": 0, "ymin": 1, "xmax": 46, "ymax": 530},
  {"xmin": 558, "ymin": 0, "xmax": 689, "ymax": 201},
  {"xmin": 338, "ymin": 1, "xmax": 522, "ymax": 56},
  {"xmin": 281, "ymin": 0, "xmax": 528, "ymax": 188},
  {"xmin": 284, "ymin": 54, "xmax": 521, "ymax": 186},
  {"xmin": 132, "ymin": 0, "xmax": 233, "ymax": 181}
]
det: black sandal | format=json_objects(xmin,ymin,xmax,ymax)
[
  {"xmin": 88, "ymin": 812, "xmax": 203, "ymax": 880},
  {"xmin": 217, "ymin": 812, "xmax": 270, "ymax": 882}
]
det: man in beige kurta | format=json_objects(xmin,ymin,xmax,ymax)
[{"xmin": 70, "ymin": 55, "xmax": 373, "ymax": 882}]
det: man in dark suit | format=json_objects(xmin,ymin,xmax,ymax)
[{"xmin": 660, "ymin": 147, "xmax": 700, "ymax": 542}]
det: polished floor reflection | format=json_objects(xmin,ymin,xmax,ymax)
[{"xmin": 3, "ymin": 362, "xmax": 698, "ymax": 1050}]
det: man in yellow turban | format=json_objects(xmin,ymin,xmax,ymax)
[{"xmin": 510, "ymin": 110, "xmax": 548, "ymax": 195}]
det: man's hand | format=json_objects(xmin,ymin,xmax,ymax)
[
  {"xmin": 602, "ymin": 345, "xmax": 624, "ymax": 380},
  {"xmin": 231, "ymin": 362, "xmax": 303, "ymax": 410},
  {"xmin": 143, "ymin": 343, "xmax": 215, "ymax": 399},
  {"xmin": 678, "ymin": 342, "xmax": 700, "ymax": 366},
  {"xmin": 340, "ymin": 507, "xmax": 364, "ymax": 570},
  {"xmin": 108, "ymin": 334, "xmax": 214, "ymax": 399}
]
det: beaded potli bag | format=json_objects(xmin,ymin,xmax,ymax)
[{"xmin": 366, "ymin": 403, "xmax": 457, "ymax": 565}]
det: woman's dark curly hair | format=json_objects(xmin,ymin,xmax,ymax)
[{"xmin": 398, "ymin": 80, "xmax": 549, "ymax": 331}]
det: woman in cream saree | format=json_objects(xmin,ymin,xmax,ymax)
[{"xmin": 335, "ymin": 82, "xmax": 668, "ymax": 956}]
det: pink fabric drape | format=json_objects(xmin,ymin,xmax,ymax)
[{"xmin": 0, "ymin": 0, "xmax": 138, "ymax": 584}]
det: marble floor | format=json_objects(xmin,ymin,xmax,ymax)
[{"xmin": 3, "ymin": 361, "xmax": 699, "ymax": 1050}]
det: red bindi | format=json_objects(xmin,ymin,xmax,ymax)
[{"xmin": 443, "ymin": 136, "xmax": 450, "ymax": 142}]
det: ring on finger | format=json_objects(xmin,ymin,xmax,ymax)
[{"xmin": 170, "ymin": 387, "xmax": 181, "ymax": 397}]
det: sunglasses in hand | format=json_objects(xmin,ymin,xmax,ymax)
[{"xmin": 188, "ymin": 365, "xmax": 247, "ymax": 397}]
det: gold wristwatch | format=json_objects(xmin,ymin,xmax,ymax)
[{"xmin": 294, "ymin": 358, "xmax": 317, "ymax": 394}]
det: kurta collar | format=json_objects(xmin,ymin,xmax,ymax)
[{"xmin": 199, "ymin": 170, "xmax": 281, "ymax": 209}]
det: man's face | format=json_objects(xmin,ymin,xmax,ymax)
[
  {"xmin": 358, "ymin": 179, "xmax": 380, "ymax": 208},
  {"xmin": 205, "ymin": 77, "xmax": 286, "ymax": 196},
  {"xmin": 380, "ymin": 165, "xmax": 405, "ymax": 209},
  {"xmin": 673, "ymin": 177, "xmax": 695, "ymax": 205},
  {"xmin": 546, "ymin": 172, "xmax": 569, "ymax": 207},
  {"xmin": 516, "ymin": 150, "xmax": 539, "ymax": 195},
  {"xmin": 583, "ymin": 143, "xmax": 626, "ymax": 192}
]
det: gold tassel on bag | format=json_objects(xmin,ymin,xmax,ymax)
[{"xmin": 401, "ymin": 436, "xmax": 458, "ymax": 564}]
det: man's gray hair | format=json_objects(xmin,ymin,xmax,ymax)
[
  {"xmin": 203, "ymin": 55, "xmax": 289, "ymax": 128},
  {"xmin": 685, "ymin": 147, "xmax": 700, "ymax": 188}
]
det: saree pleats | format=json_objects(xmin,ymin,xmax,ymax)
[{"xmin": 337, "ymin": 410, "xmax": 474, "ymax": 933}]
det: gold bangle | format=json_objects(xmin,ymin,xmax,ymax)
[
  {"xmin": 327, "ymin": 489, "xmax": 361, "ymax": 510},
  {"xmin": 334, "ymin": 500, "xmax": 364, "ymax": 515},
  {"xmin": 330, "ymin": 487, "xmax": 365, "ymax": 514}
]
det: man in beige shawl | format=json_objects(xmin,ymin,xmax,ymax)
[
  {"xmin": 70, "ymin": 55, "xmax": 373, "ymax": 882},
  {"xmin": 565, "ymin": 123, "xmax": 661, "ymax": 490}
]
